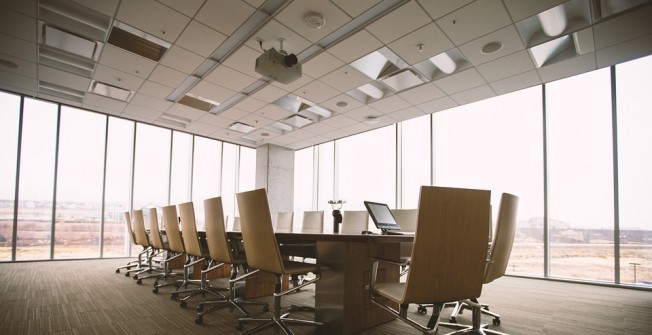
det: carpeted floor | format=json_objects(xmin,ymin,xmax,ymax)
[{"xmin": 0, "ymin": 258, "xmax": 651, "ymax": 334}]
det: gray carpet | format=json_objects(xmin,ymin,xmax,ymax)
[{"xmin": 0, "ymin": 259, "xmax": 651, "ymax": 334}]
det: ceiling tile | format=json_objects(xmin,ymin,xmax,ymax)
[
  {"xmin": 175, "ymin": 20, "xmax": 227, "ymax": 58},
  {"xmin": 536, "ymin": 52, "xmax": 596, "ymax": 83},
  {"xmin": 250, "ymin": 84, "xmax": 289, "ymax": 103},
  {"xmin": 345, "ymin": 105, "xmax": 382, "ymax": 122},
  {"xmin": 93, "ymin": 64, "xmax": 144, "ymax": 92},
  {"xmin": 388, "ymin": 23, "xmax": 454, "ymax": 65},
  {"xmin": 221, "ymin": 45, "xmax": 263, "ymax": 80},
  {"xmin": 593, "ymin": 5, "xmax": 652, "ymax": 50},
  {"xmin": 71, "ymin": 0, "xmax": 119, "ymax": 17},
  {"xmin": 129, "ymin": 93, "xmax": 173, "ymax": 111},
  {"xmin": 218, "ymin": 107, "xmax": 250, "ymax": 121},
  {"xmin": 365, "ymin": 1, "xmax": 432, "ymax": 44},
  {"xmin": 596, "ymin": 34, "xmax": 652, "ymax": 69},
  {"xmin": 1, "ymin": 0, "xmax": 37, "ymax": 17},
  {"xmin": 368, "ymin": 95, "xmax": 411, "ymax": 114},
  {"xmin": 332, "ymin": 0, "xmax": 381, "ymax": 18},
  {"xmin": 189, "ymin": 80, "xmax": 236, "ymax": 105},
  {"xmin": 387, "ymin": 106, "xmax": 425, "ymax": 122},
  {"xmin": 294, "ymin": 79, "xmax": 340, "ymax": 103},
  {"xmin": 116, "ymin": 0, "xmax": 190, "ymax": 42},
  {"xmin": 321, "ymin": 93, "xmax": 364, "ymax": 114},
  {"xmin": 247, "ymin": 19, "xmax": 312, "ymax": 55},
  {"xmin": 476, "ymin": 50, "xmax": 536, "ymax": 82},
  {"xmin": 232, "ymin": 96, "xmax": 266, "ymax": 112},
  {"xmin": 318, "ymin": 65, "xmax": 370, "ymax": 93},
  {"xmin": 435, "ymin": 0, "xmax": 512, "ymax": 45},
  {"xmin": 149, "ymin": 64, "xmax": 191, "ymax": 88},
  {"xmin": 39, "ymin": 65, "xmax": 91, "ymax": 92},
  {"xmin": 160, "ymin": 45, "xmax": 204, "ymax": 75},
  {"xmin": 166, "ymin": 103, "xmax": 207, "ymax": 121},
  {"xmin": 270, "ymin": 72, "xmax": 315, "ymax": 92},
  {"xmin": 139, "ymin": 80, "xmax": 174, "ymax": 99},
  {"xmin": 98, "ymin": 45, "xmax": 157, "ymax": 79},
  {"xmin": 397, "ymin": 83, "xmax": 446, "ymax": 105},
  {"xmin": 302, "ymin": 52, "xmax": 345, "ymax": 78},
  {"xmin": 204, "ymin": 65, "xmax": 257, "ymax": 92},
  {"xmin": 275, "ymin": 1, "xmax": 351, "ymax": 43},
  {"xmin": 319, "ymin": 113, "xmax": 358, "ymax": 128},
  {"xmin": 0, "ymin": 71, "xmax": 37, "ymax": 94},
  {"xmin": 239, "ymin": 113, "xmax": 274, "ymax": 129},
  {"xmin": 489, "ymin": 70, "xmax": 542, "ymax": 95},
  {"xmin": 502, "ymin": 0, "xmax": 567, "ymax": 22},
  {"xmin": 450, "ymin": 84, "xmax": 496, "ymax": 105},
  {"xmin": 255, "ymin": 104, "xmax": 294, "ymax": 120},
  {"xmin": 186, "ymin": 121, "xmax": 220, "ymax": 137},
  {"xmin": 195, "ymin": 0, "xmax": 255, "ymax": 36},
  {"xmin": 122, "ymin": 103, "xmax": 162, "ymax": 122},
  {"xmin": 458, "ymin": 25, "xmax": 525, "ymax": 66},
  {"xmin": 0, "ymin": 53, "xmax": 36, "ymax": 79},
  {"xmin": 196, "ymin": 113, "xmax": 233, "ymax": 128},
  {"xmin": 0, "ymin": 32, "xmax": 37, "ymax": 62},
  {"xmin": 417, "ymin": 0, "xmax": 473, "ymax": 20},
  {"xmin": 416, "ymin": 96, "xmax": 457, "ymax": 114},
  {"xmin": 328, "ymin": 29, "xmax": 383, "ymax": 63},
  {"xmin": 157, "ymin": 0, "xmax": 205, "ymax": 18},
  {"xmin": 84, "ymin": 92, "xmax": 127, "ymax": 112},
  {"xmin": 433, "ymin": 68, "xmax": 487, "ymax": 95},
  {"xmin": 0, "ymin": 7, "xmax": 36, "ymax": 42}
]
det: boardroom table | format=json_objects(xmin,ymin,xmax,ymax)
[{"xmin": 262, "ymin": 232, "xmax": 413, "ymax": 335}]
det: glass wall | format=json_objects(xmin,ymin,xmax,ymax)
[
  {"xmin": 546, "ymin": 68, "xmax": 614, "ymax": 282},
  {"xmin": 400, "ymin": 114, "xmax": 431, "ymax": 209},
  {"xmin": 132, "ymin": 124, "xmax": 171, "ymax": 211},
  {"xmin": 192, "ymin": 136, "xmax": 222, "ymax": 230},
  {"xmin": 616, "ymin": 56, "xmax": 652, "ymax": 285},
  {"xmin": 169, "ymin": 131, "xmax": 193, "ymax": 205},
  {"xmin": 0, "ymin": 92, "xmax": 20, "ymax": 260},
  {"xmin": 54, "ymin": 107, "xmax": 106, "ymax": 259},
  {"xmin": 220, "ymin": 143, "xmax": 238, "ymax": 226}
]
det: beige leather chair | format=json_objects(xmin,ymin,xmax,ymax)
[
  {"xmin": 275, "ymin": 211, "xmax": 294, "ymax": 232},
  {"xmin": 301, "ymin": 211, "xmax": 324, "ymax": 233},
  {"xmin": 145, "ymin": 208, "xmax": 183, "ymax": 287},
  {"xmin": 391, "ymin": 208, "xmax": 418, "ymax": 274},
  {"xmin": 173, "ymin": 201, "xmax": 226, "ymax": 308},
  {"xmin": 236, "ymin": 188, "xmax": 322, "ymax": 334},
  {"xmin": 339, "ymin": 210, "xmax": 369, "ymax": 234},
  {"xmin": 442, "ymin": 193, "xmax": 518, "ymax": 335},
  {"xmin": 195, "ymin": 196, "xmax": 269, "ymax": 325},
  {"xmin": 153, "ymin": 204, "xmax": 188, "ymax": 294},
  {"xmin": 115, "ymin": 211, "xmax": 142, "ymax": 274},
  {"xmin": 132, "ymin": 209, "xmax": 168, "ymax": 284},
  {"xmin": 368, "ymin": 186, "xmax": 491, "ymax": 334},
  {"xmin": 126, "ymin": 210, "xmax": 154, "ymax": 278}
]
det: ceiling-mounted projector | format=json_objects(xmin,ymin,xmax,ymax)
[{"xmin": 255, "ymin": 48, "xmax": 302, "ymax": 84}]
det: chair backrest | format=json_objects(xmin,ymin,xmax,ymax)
[
  {"xmin": 340, "ymin": 210, "xmax": 369, "ymax": 234},
  {"xmin": 301, "ymin": 211, "xmax": 324, "ymax": 233},
  {"xmin": 204, "ymin": 197, "xmax": 233, "ymax": 263},
  {"xmin": 275, "ymin": 211, "xmax": 294, "ymax": 232},
  {"xmin": 132, "ymin": 210, "xmax": 149, "ymax": 248},
  {"xmin": 236, "ymin": 189, "xmax": 285, "ymax": 274},
  {"xmin": 484, "ymin": 193, "xmax": 519, "ymax": 284},
  {"xmin": 124, "ymin": 211, "xmax": 137, "ymax": 244},
  {"xmin": 148, "ymin": 208, "xmax": 165, "ymax": 250},
  {"xmin": 231, "ymin": 216, "xmax": 241, "ymax": 231},
  {"xmin": 391, "ymin": 209, "xmax": 418, "ymax": 232},
  {"xmin": 403, "ymin": 186, "xmax": 491, "ymax": 304},
  {"xmin": 162, "ymin": 204, "xmax": 185, "ymax": 254},
  {"xmin": 178, "ymin": 202, "xmax": 203, "ymax": 257}
]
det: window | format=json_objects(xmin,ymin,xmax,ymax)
[
  {"xmin": 616, "ymin": 55, "xmax": 652, "ymax": 286},
  {"xmin": 400, "ymin": 114, "xmax": 431, "ymax": 208},
  {"xmin": 546, "ymin": 68, "xmax": 614, "ymax": 282},
  {"xmin": 16, "ymin": 98, "xmax": 59, "ymax": 260},
  {"xmin": 170, "ymin": 131, "xmax": 193, "ymax": 205},
  {"xmin": 133, "ymin": 124, "xmax": 171, "ymax": 211},
  {"xmin": 220, "ymin": 142, "xmax": 238, "ymax": 226},
  {"xmin": 433, "ymin": 86, "xmax": 544, "ymax": 275},
  {"xmin": 0, "ymin": 92, "xmax": 20, "ymax": 260},
  {"xmin": 54, "ymin": 107, "xmax": 106, "ymax": 259},
  {"xmin": 192, "ymin": 137, "xmax": 222, "ymax": 230},
  {"xmin": 103, "ymin": 117, "xmax": 135, "ymax": 257}
]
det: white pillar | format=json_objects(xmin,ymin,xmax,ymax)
[{"xmin": 256, "ymin": 144, "xmax": 294, "ymax": 222}]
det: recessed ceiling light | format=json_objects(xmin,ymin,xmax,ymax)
[
  {"xmin": 261, "ymin": 132, "xmax": 270, "ymax": 137},
  {"xmin": 0, "ymin": 59, "xmax": 19, "ymax": 69},
  {"xmin": 481, "ymin": 41, "xmax": 503, "ymax": 54},
  {"xmin": 336, "ymin": 101, "xmax": 349, "ymax": 108},
  {"xmin": 228, "ymin": 122, "xmax": 256, "ymax": 134},
  {"xmin": 364, "ymin": 116, "xmax": 380, "ymax": 125}
]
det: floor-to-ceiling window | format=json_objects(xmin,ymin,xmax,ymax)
[
  {"xmin": 54, "ymin": 107, "xmax": 106, "ymax": 259},
  {"xmin": 546, "ymin": 68, "xmax": 615, "ymax": 282},
  {"xmin": 616, "ymin": 56, "xmax": 652, "ymax": 285},
  {"xmin": 192, "ymin": 137, "xmax": 222, "ymax": 230},
  {"xmin": 400, "ymin": 114, "xmax": 431, "ymax": 209},
  {"xmin": 169, "ymin": 131, "xmax": 193, "ymax": 205},
  {"xmin": 0, "ymin": 92, "xmax": 20, "ymax": 260},
  {"xmin": 132, "ymin": 124, "xmax": 171, "ymax": 212},
  {"xmin": 16, "ymin": 98, "xmax": 58, "ymax": 260},
  {"xmin": 220, "ymin": 143, "xmax": 238, "ymax": 226},
  {"xmin": 293, "ymin": 147, "xmax": 314, "ymax": 231}
]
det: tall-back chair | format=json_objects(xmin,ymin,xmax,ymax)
[
  {"xmin": 146, "ymin": 208, "xmax": 183, "ymax": 287},
  {"xmin": 275, "ymin": 211, "xmax": 294, "ymax": 232},
  {"xmin": 339, "ymin": 210, "xmax": 369, "ymax": 234},
  {"xmin": 236, "ymin": 188, "xmax": 322, "ymax": 334},
  {"xmin": 132, "ymin": 209, "xmax": 167, "ymax": 284},
  {"xmin": 368, "ymin": 186, "xmax": 491, "ymax": 334},
  {"xmin": 301, "ymin": 211, "xmax": 324, "ymax": 233},
  {"xmin": 391, "ymin": 208, "xmax": 418, "ymax": 272},
  {"xmin": 128, "ymin": 210, "xmax": 153, "ymax": 278},
  {"xmin": 153, "ymin": 204, "xmax": 186, "ymax": 293},
  {"xmin": 195, "ymin": 197, "xmax": 269, "ymax": 324},
  {"xmin": 444, "ymin": 193, "xmax": 519, "ymax": 334},
  {"xmin": 175, "ymin": 201, "xmax": 225, "ymax": 307},
  {"xmin": 115, "ymin": 211, "xmax": 141, "ymax": 274}
]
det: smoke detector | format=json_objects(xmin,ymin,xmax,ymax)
[{"xmin": 304, "ymin": 13, "xmax": 325, "ymax": 29}]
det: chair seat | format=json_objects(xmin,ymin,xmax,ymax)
[
  {"xmin": 374, "ymin": 282, "xmax": 405, "ymax": 304},
  {"xmin": 282, "ymin": 260, "xmax": 319, "ymax": 276}
]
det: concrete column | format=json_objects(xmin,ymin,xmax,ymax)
[{"xmin": 256, "ymin": 144, "xmax": 294, "ymax": 224}]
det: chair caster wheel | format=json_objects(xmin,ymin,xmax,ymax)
[
  {"xmin": 125, "ymin": 272, "xmax": 130, "ymax": 277},
  {"xmin": 262, "ymin": 305, "xmax": 269, "ymax": 313},
  {"xmin": 449, "ymin": 317, "xmax": 457, "ymax": 323},
  {"xmin": 136, "ymin": 279, "xmax": 142, "ymax": 285},
  {"xmin": 235, "ymin": 322, "xmax": 243, "ymax": 331},
  {"xmin": 152, "ymin": 288, "xmax": 159, "ymax": 294},
  {"xmin": 195, "ymin": 316, "xmax": 203, "ymax": 324},
  {"xmin": 171, "ymin": 293, "xmax": 179, "ymax": 300},
  {"xmin": 180, "ymin": 300, "xmax": 187, "ymax": 308},
  {"xmin": 116, "ymin": 269, "xmax": 120, "ymax": 274},
  {"xmin": 493, "ymin": 318, "xmax": 501, "ymax": 326},
  {"xmin": 417, "ymin": 306, "xmax": 427, "ymax": 314}
]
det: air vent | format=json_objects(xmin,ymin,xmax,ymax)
[
  {"xmin": 90, "ymin": 81, "xmax": 133, "ymax": 102},
  {"xmin": 228, "ymin": 122, "xmax": 256, "ymax": 134},
  {"xmin": 108, "ymin": 22, "xmax": 171, "ymax": 61},
  {"xmin": 282, "ymin": 114, "xmax": 313, "ymax": 128},
  {"xmin": 380, "ymin": 68, "xmax": 425, "ymax": 92},
  {"xmin": 39, "ymin": 81, "xmax": 85, "ymax": 102},
  {"xmin": 158, "ymin": 113, "xmax": 191, "ymax": 128},
  {"xmin": 350, "ymin": 47, "xmax": 407, "ymax": 80},
  {"xmin": 43, "ymin": 25, "xmax": 98, "ymax": 59}
]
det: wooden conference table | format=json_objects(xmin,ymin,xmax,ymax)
[{"xmin": 240, "ymin": 232, "xmax": 413, "ymax": 335}]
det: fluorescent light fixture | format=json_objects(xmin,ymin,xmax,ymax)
[
  {"xmin": 528, "ymin": 35, "xmax": 571, "ymax": 68},
  {"xmin": 228, "ymin": 122, "xmax": 256, "ymax": 134},
  {"xmin": 538, "ymin": 5, "xmax": 567, "ymax": 37},
  {"xmin": 43, "ymin": 25, "xmax": 97, "ymax": 59},
  {"xmin": 429, "ymin": 52, "xmax": 457, "ymax": 74},
  {"xmin": 305, "ymin": 105, "xmax": 332, "ymax": 118},
  {"xmin": 159, "ymin": 113, "xmax": 191, "ymax": 127},
  {"xmin": 90, "ymin": 81, "xmax": 133, "ymax": 101},
  {"xmin": 283, "ymin": 114, "xmax": 313, "ymax": 128},
  {"xmin": 40, "ymin": 81, "xmax": 85, "ymax": 100},
  {"xmin": 380, "ymin": 68, "xmax": 424, "ymax": 92},
  {"xmin": 357, "ymin": 83, "xmax": 384, "ymax": 99},
  {"xmin": 351, "ymin": 47, "xmax": 407, "ymax": 80},
  {"xmin": 271, "ymin": 122, "xmax": 293, "ymax": 132},
  {"xmin": 166, "ymin": 75, "xmax": 201, "ymax": 102},
  {"xmin": 179, "ymin": 93, "xmax": 220, "ymax": 112}
]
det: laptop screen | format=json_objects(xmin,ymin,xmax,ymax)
[{"xmin": 364, "ymin": 201, "xmax": 402, "ymax": 231}]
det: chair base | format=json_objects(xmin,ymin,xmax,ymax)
[{"xmin": 440, "ymin": 299, "xmax": 508, "ymax": 335}]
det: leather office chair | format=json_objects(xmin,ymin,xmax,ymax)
[
  {"xmin": 144, "ymin": 208, "xmax": 183, "ymax": 286},
  {"xmin": 275, "ymin": 211, "xmax": 294, "ymax": 232},
  {"xmin": 368, "ymin": 186, "xmax": 491, "ymax": 334},
  {"xmin": 174, "ymin": 201, "xmax": 226, "ymax": 308},
  {"xmin": 236, "ymin": 188, "xmax": 322, "ymax": 334},
  {"xmin": 441, "ymin": 193, "xmax": 518, "ymax": 335},
  {"xmin": 132, "ymin": 209, "xmax": 168, "ymax": 284},
  {"xmin": 300, "ymin": 211, "xmax": 324, "ymax": 233},
  {"xmin": 153, "ymin": 204, "xmax": 189, "ymax": 294},
  {"xmin": 126, "ymin": 210, "xmax": 154, "ymax": 278},
  {"xmin": 195, "ymin": 196, "xmax": 269, "ymax": 324},
  {"xmin": 115, "ymin": 211, "xmax": 142, "ymax": 274},
  {"xmin": 339, "ymin": 210, "xmax": 369, "ymax": 234},
  {"xmin": 391, "ymin": 208, "xmax": 418, "ymax": 274}
]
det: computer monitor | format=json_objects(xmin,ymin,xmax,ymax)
[{"xmin": 364, "ymin": 201, "xmax": 402, "ymax": 234}]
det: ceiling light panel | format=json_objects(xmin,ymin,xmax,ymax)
[
  {"xmin": 178, "ymin": 94, "xmax": 219, "ymax": 112},
  {"xmin": 413, "ymin": 49, "xmax": 469, "ymax": 81},
  {"xmin": 350, "ymin": 47, "xmax": 408, "ymax": 80},
  {"xmin": 39, "ymin": 0, "xmax": 111, "ymax": 42},
  {"xmin": 43, "ymin": 25, "xmax": 98, "ymax": 59},
  {"xmin": 282, "ymin": 114, "xmax": 313, "ymax": 128},
  {"xmin": 90, "ymin": 80, "xmax": 133, "ymax": 101},
  {"xmin": 528, "ymin": 35, "xmax": 572, "ymax": 68},
  {"xmin": 228, "ymin": 122, "xmax": 256, "ymax": 134},
  {"xmin": 108, "ymin": 21, "xmax": 172, "ymax": 62},
  {"xmin": 514, "ymin": 0, "xmax": 592, "ymax": 48}
]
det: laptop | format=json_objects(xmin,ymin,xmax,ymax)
[{"xmin": 363, "ymin": 201, "xmax": 403, "ymax": 235}]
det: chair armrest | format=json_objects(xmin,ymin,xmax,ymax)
[{"xmin": 372, "ymin": 256, "xmax": 410, "ymax": 267}]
